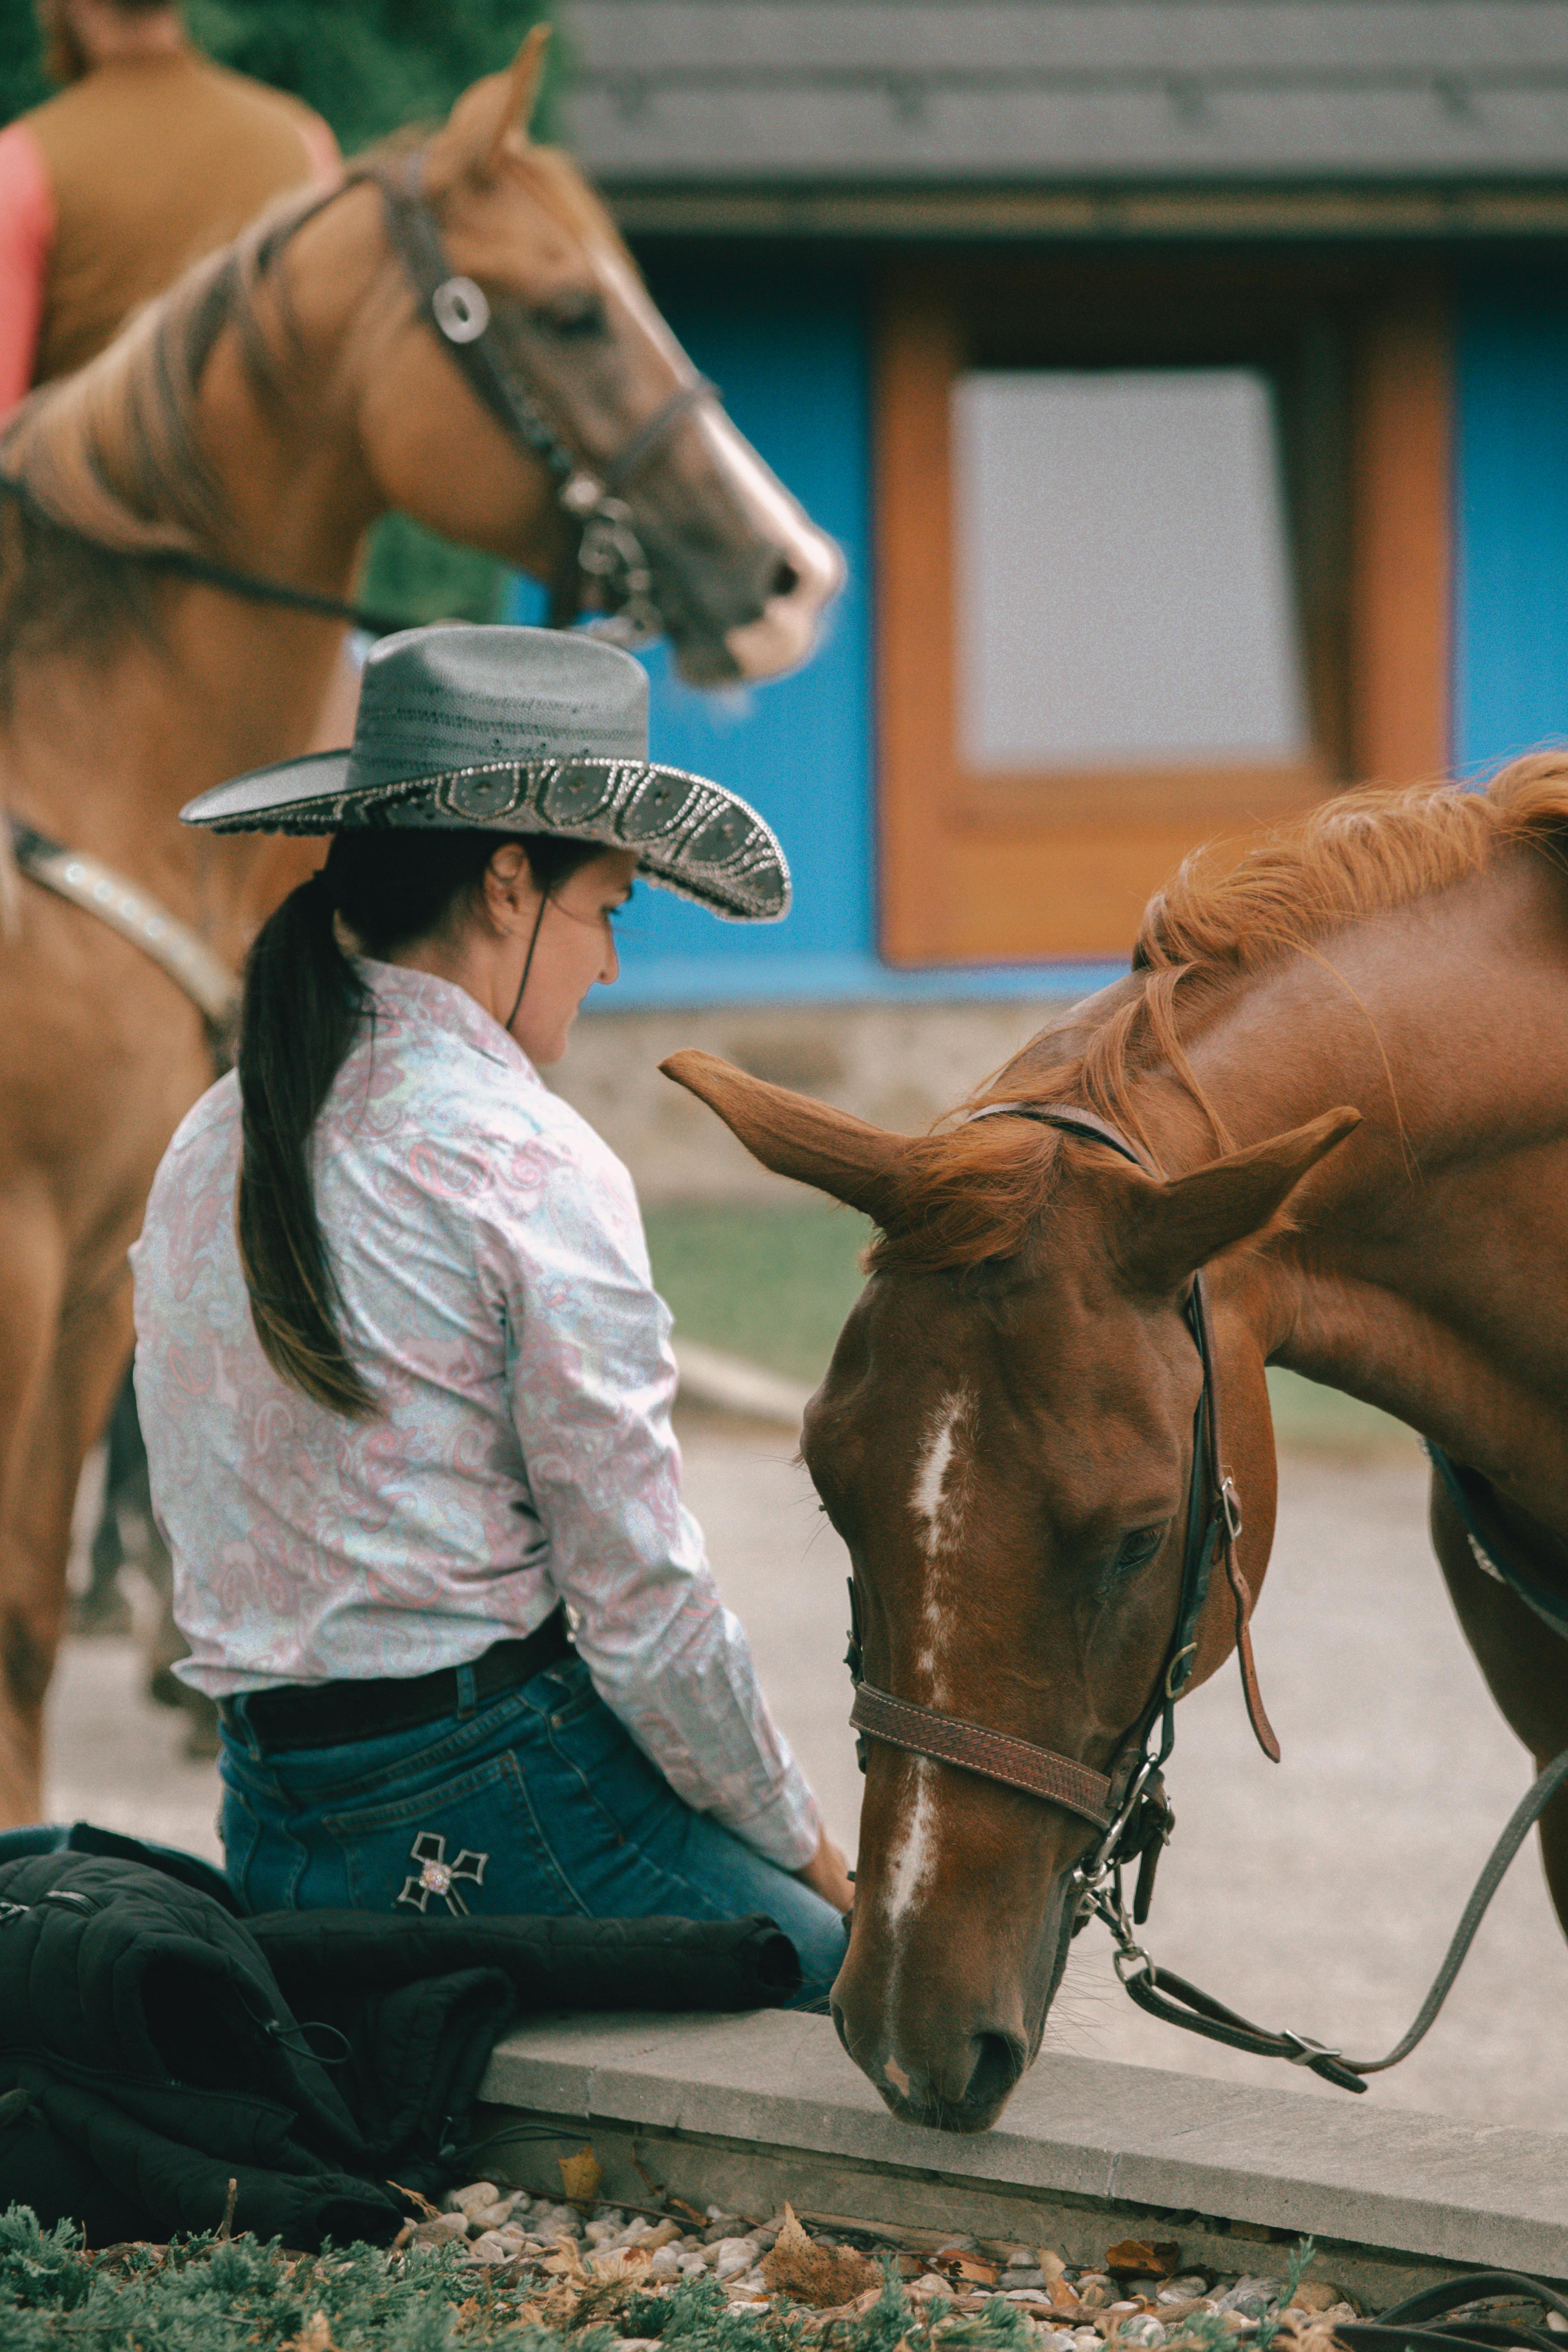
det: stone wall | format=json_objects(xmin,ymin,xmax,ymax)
[{"xmin": 549, "ymin": 1000, "xmax": 1066, "ymax": 1203}]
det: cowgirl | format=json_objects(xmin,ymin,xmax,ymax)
[{"xmin": 131, "ymin": 625, "xmax": 852, "ymax": 2001}]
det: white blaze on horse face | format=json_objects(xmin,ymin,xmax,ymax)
[
  {"xmin": 884, "ymin": 1757, "xmax": 938, "ymax": 1931},
  {"xmin": 911, "ymin": 1387, "xmax": 975, "ymax": 1563},
  {"xmin": 908, "ymin": 1385, "xmax": 976, "ymax": 1701}
]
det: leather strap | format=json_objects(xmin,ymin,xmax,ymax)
[
  {"xmin": 850, "ymin": 1683, "xmax": 1114, "ymax": 1828},
  {"xmin": 9, "ymin": 816, "xmax": 239, "ymax": 1038}
]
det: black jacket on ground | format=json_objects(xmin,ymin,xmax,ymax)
[{"xmin": 0, "ymin": 1834, "xmax": 799, "ymax": 2251}]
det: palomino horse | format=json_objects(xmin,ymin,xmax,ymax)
[
  {"xmin": 0, "ymin": 34, "xmax": 840, "ymax": 1825},
  {"xmin": 667, "ymin": 758, "xmax": 1568, "ymax": 2129}
]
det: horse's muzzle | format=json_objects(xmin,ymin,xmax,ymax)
[{"xmin": 830, "ymin": 2001, "xmax": 1028, "ymax": 2133}]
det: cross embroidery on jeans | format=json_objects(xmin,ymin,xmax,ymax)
[{"xmin": 397, "ymin": 1830, "xmax": 488, "ymax": 1917}]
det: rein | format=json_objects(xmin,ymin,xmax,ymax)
[{"xmin": 845, "ymin": 1100, "xmax": 1568, "ymax": 2095}]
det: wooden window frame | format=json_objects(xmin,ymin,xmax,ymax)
[{"xmin": 875, "ymin": 254, "xmax": 1452, "ymax": 966}]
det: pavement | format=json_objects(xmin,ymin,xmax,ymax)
[{"xmin": 44, "ymin": 1411, "xmax": 1568, "ymax": 2135}]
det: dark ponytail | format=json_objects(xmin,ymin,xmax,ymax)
[{"xmin": 236, "ymin": 827, "xmax": 604, "ymax": 1418}]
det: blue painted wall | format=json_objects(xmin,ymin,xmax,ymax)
[
  {"xmin": 510, "ymin": 254, "xmax": 1120, "ymax": 1009},
  {"xmin": 1456, "ymin": 273, "xmax": 1568, "ymax": 778}
]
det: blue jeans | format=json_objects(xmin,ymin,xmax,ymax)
[{"xmin": 218, "ymin": 1653, "xmax": 848, "ymax": 2007}]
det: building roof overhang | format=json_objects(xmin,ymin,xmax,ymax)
[{"xmin": 563, "ymin": 0, "xmax": 1568, "ymax": 236}]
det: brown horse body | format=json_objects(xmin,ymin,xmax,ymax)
[
  {"xmin": 0, "ymin": 48, "xmax": 840, "ymax": 1824},
  {"xmin": 668, "ymin": 764, "xmax": 1568, "ymax": 2130}
]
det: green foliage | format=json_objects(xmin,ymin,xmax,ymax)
[
  {"xmin": 0, "ymin": 3, "xmax": 50, "ymax": 128},
  {"xmin": 0, "ymin": 2210, "xmax": 1045, "ymax": 2352},
  {"xmin": 358, "ymin": 512, "xmax": 510, "ymax": 630},
  {"xmin": 2, "ymin": 0, "xmax": 557, "ymax": 171}
]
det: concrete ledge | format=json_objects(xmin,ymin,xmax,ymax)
[{"xmin": 476, "ymin": 2013, "xmax": 1568, "ymax": 2295}]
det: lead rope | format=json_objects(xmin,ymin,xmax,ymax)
[{"xmin": 1092, "ymin": 1746, "xmax": 1568, "ymax": 2092}]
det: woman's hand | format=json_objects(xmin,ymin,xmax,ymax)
[{"xmin": 794, "ymin": 1828, "xmax": 855, "ymax": 1913}]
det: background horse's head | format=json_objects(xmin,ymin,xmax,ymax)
[
  {"xmin": 358, "ymin": 32, "xmax": 842, "ymax": 682},
  {"xmin": 664, "ymin": 1048, "xmax": 1356, "ymax": 2132},
  {"xmin": 0, "ymin": 31, "xmax": 842, "ymax": 701}
]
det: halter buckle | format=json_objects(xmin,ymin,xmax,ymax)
[
  {"xmin": 1164, "ymin": 1640, "xmax": 1197, "ymax": 1699},
  {"xmin": 1220, "ymin": 1476, "xmax": 1244, "ymax": 1542},
  {"xmin": 432, "ymin": 276, "xmax": 490, "ymax": 345}
]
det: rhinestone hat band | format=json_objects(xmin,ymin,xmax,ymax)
[{"xmin": 192, "ymin": 756, "xmax": 788, "ymax": 925}]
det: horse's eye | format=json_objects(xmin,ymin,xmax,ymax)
[
  {"xmin": 1112, "ymin": 1524, "xmax": 1167, "ymax": 1574},
  {"xmin": 533, "ymin": 294, "xmax": 609, "ymax": 340}
]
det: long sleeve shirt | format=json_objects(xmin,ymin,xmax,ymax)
[{"xmin": 130, "ymin": 959, "xmax": 821, "ymax": 1873}]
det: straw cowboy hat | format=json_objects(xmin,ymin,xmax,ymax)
[{"xmin": 180, "ymin": 624, "xmax": 789, "ymax": 923}]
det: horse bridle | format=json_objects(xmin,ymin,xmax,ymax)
[
  {"xmin": 844, "ymin": 1099, "xmax": 1568, "ymax": 2095},
  {"xmin": 371, "ymin": 152, "xmax": 718, "ymax": 645},
  {"xmin": 0, "ymin": 148, "xmax": 719, "ymax": 652}
]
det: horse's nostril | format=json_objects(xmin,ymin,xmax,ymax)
[
  {"xmin": 966, "ymin": 2031, "xmax": 1025, "ymax": 2114},
  {"xmin": 769, "ymin": 557, "xmax": 799, "ymax": 600}
]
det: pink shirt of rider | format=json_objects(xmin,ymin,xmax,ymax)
[
  {"xmin": 129, "ymin": 959, "xmax": 822, "ymax": 1874},
  {"xmin": 0, "ymin": 125, "xmax": 52, "ymax": 414}
]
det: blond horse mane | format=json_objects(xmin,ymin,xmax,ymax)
[{"xmin": 867, "ymin": 759, "xmax": 1568, "ymax": 1274}]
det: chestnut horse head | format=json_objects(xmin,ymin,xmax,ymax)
[
  {"xmin": 661, "ymin": 1045, "xmax": 1359, "ymax": 2132},
  {"xmin": 2, "ymin": 28, "xmax": 842, "ymax": 695}
]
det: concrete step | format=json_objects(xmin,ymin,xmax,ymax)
[{"xmin": 473, "ymin": 2012, "xmax": 1568, "ymax": 2307}]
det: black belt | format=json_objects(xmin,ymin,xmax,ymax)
[{"xmin": 219, "ymin": 1607, "xmax": 573, "ymax": 1754}]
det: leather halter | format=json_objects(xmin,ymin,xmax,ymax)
[
  {"xmin": 847, "ymin": 1100, "xmax": 1277, "ymax": 1819},
  {"xmin": 845, "ymin": 1106, "xmax": 1295, "ymax": 2021},
  {"xmin": 845, "ymin": 1099, "xmax": 1568, "ymax": 2097},
  {"xmin": 0, "ymin": 153, "xmax": 719, "ymax": 654},
  {"xmin": 372, "ymin": 153, "xmax": 717, "ymax": 645}
]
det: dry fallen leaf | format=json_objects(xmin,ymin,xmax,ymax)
[
  {"xmin": 762, "ymin": 2204, "xmax": 882, "ymax": 2306},
  {"xmin": 542, "ymin": 2232, "xmax": 587, "ymax": 2284},
  {"xmin": 1106, "ymin": 2241, "xmax": 1180, "ymax": 2280},
  {"xmin": 949, "ymin": 2257, "xmax": 1000, "ymax": 2287},
  {"xmin": 559, "ymin": 2147, "xmax": 603, "ymax": 2211},
  {"xmin": 1290, "ymin": 2284, "xmax": 1342, "ymax": 2315},
  {"xmin": 284, "ymin": 2316, "xmax": 337, "ymax": 2352}
]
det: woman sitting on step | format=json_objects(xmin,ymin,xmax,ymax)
[{"xmin": 131, "ymin": 623, "xmax": 852, "ymax": 2003}]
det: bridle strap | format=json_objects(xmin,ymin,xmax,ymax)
[
  {"xmin": 845, "ymin": 1097, "xmax": 1275, "ymax": 1855},
  {"xmin": 848, "ymin": 1684, "xmax": 1114, "ymax": 1828},
  {"xmin": 0, "ymin": 152, "xmax": 716, "ymax": 651},
  {"xmin": 372, "ymin": 153, "xmax": 716, "ymax": 640}
]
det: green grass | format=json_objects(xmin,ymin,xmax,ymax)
[{"xmin": 645, "ymin": 1202, "xmax": 1411, "ymax": 1455}]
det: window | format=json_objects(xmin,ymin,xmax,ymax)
[
  {"xmin": 954, "ymin": 369, "xmax": 1308, "ymax": 773},
  {"xmin": 876, "ymin": 258, "xmax": 1451, "ymax": 964}
]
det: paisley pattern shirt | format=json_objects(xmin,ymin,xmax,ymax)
[{"xmin": 131, "ymin": 959, "xmax": 820, "ymax": 1871}]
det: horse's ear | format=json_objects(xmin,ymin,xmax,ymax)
[
  {"xmin": 1115, "ymin": 1105, "xmax": 1361, "ymax": 1293},
  {"xmin": 429, "ymin": 21, "xmax": 550, "ymax": 189},
  {"xmin": 662, "ymin": 1051, "xmax": 907, "ymax": 1223}
]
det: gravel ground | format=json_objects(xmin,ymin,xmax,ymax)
[{"xmin": 43, "ymin": 1410, "xmax": 1568, "ymax": 2133}]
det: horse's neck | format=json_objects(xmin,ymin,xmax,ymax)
[
  {"xmin": 0, "ymin": 195, "xmax": 388, "ymax": 953},
  {"xmin": 1171, "ymin": 851, "xmax": 1568, "ymax": 1521}
]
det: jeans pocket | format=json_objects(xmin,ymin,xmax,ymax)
[{"xmin": 322, "ymin": 1748, "xmax": 585, "ymax": 1916}]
